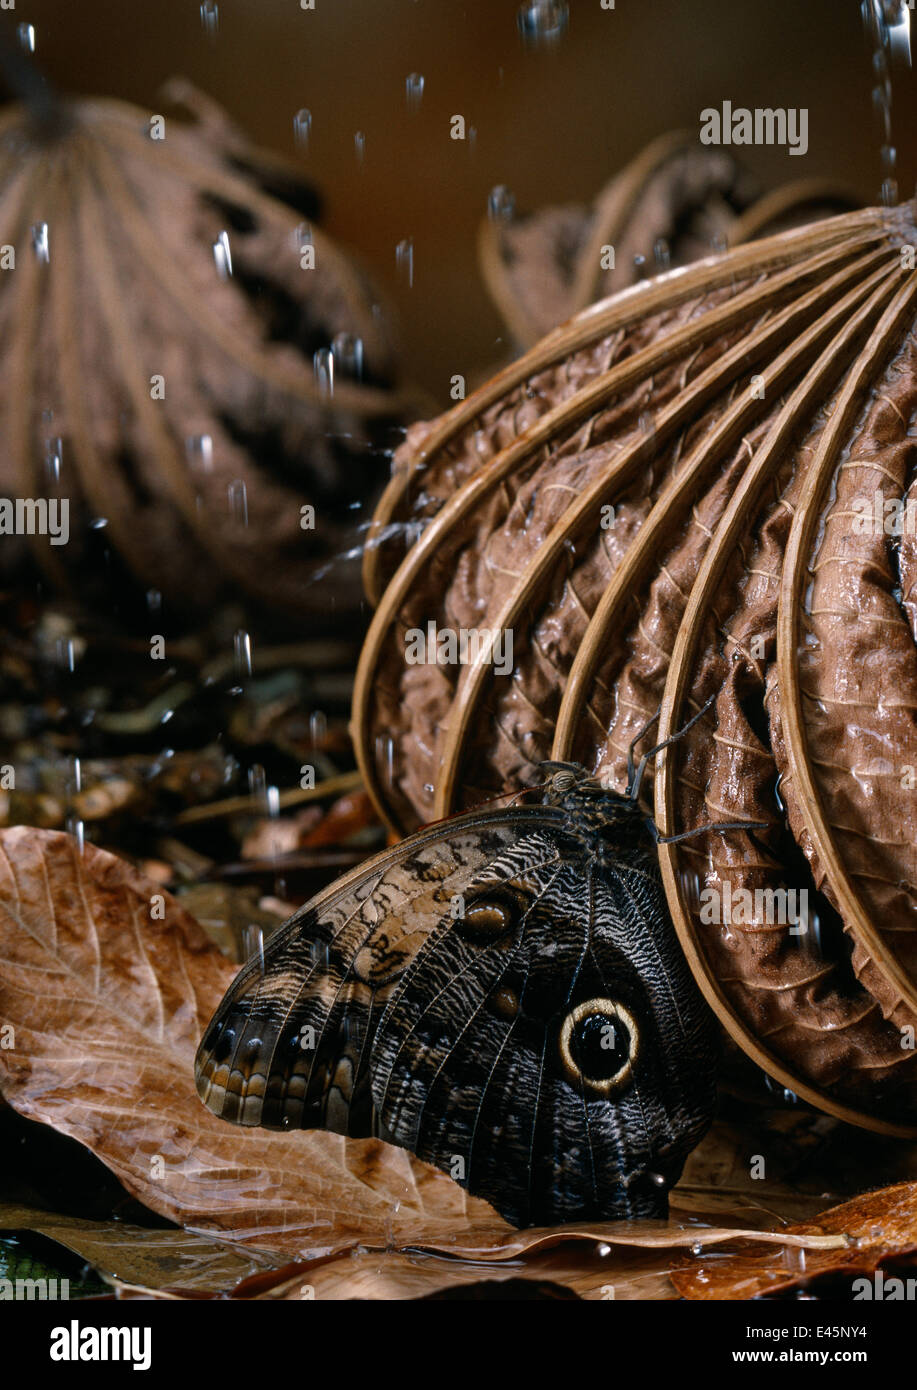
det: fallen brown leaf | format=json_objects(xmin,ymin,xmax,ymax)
[
  {"xmin": 0, "ymin": 826, "xmax": 900, "ymax": 1297},
  {"xmin": 672, "ymin": 1184, "xmax": 917, "ymax": 1299},
  {"xmin": 0, "ymin": 1201, "xmax": 281, "ymax": 1294},
  {"xmin": 0, "ymin": 827, "xmax": 506, "ymax": 1258}
]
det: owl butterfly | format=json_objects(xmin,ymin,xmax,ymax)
[{"xmin": 195, "ymin": 710, "xmax": 755, "ymax": 1227}]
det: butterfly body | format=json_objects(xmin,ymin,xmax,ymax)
[{"xmin": 196, "ymin": 766, "xmax": 718, "ymax": 1225}]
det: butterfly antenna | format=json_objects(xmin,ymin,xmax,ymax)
[
  {"xmin": 625, "ymin": 709, "xmax": 660, "ymax": 794},
  {"xmin": 629, "ymin": 692, "xmax": 718, "ymax": 804}
]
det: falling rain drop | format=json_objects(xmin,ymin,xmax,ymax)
[
  {"xmin": 57, "ymin": 637, "xmax": 76, "ymax": 672},
  {"xmin": 487, "ymin": 185, "xmax": 516, "ymax": 223},
  {"xmin": 310, "ymin": 710, "xmax": 327, "ymax": 747},
  {"xmin": 405, "ymin": 73, "xmax": 425, "ymax": 111},
  {"xmin": 354, "ymin": 131, "xmax": 366, "ymax": 165},
  {"xmin": 294, "ymin": 221, "xmax": 313, "ymax": 252},
  {"xmin": 863, "ymin": 0, "xmax": 908, "ymax": 202},
  {"xmin": 17, "ymin": 23, "xmax": 36, "ymax": 54},
  {"xmin": 517, "ymin": 0, "xmax": 569, "ymax": 48},
  {"xmin": 654, "ymin": 238, "xmax": 671, "ymax": 270},
  {"xmin": 313, "ymin": 347, "xmax": 334, "ymax": 397},
  {"xmin": 234, "ymin": 629, "xmax": 252, "ymax": 678},
  {"xmin": 200, "ymin": 1, "xmax": 219, "ymax": 36},
  {"xmin": 45, "ymin": 438, "xmax": 62, "ymax": 485},
  {"xmin": 147, "ymin": 588, "xmax": 162, "ymax": 615},
  {"xmin": 31, "ymin": 223, "xmax": 49, "ymax": 264},
  {"xmin": 396, "ymin": 237, "xmax": 414, "ymax": 288},
  {"xmin": 332, "ymin": 332, "xmax": 364, "ymax": 381},
  {"xmin": 212, "ymin": 229, "xmax": 232, "ymax": 279},
  {"xmin": 228, "ymin": 478, "xmax": 248, "ymax": 526},
  {"xmin": 248, "ymin": 763, "xmax": 267, "ymax": 803},
  {"xmin": 293, "ymin": 108, "xmax": 312, "ymax": 149},
  {"xmin": 186, "ymin": 434, "xmax": 213, "ymax": 473},
  {"xmin": 376, "ymin": 734, "xmax": 395, "ymax": 787},
  {"xmin": 67, "ymin": 815, "xmax": 86, "ymax": 855},
  {"xmin": 243, "ymin": 925, "xmax": 265, "ymax": 974}
]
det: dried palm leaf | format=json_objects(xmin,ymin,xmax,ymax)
[
  {"xmin": 0, "ymin": 80, "xmax": 413, "ymax": 615},
  {"xmin": 353, "ymin": 202, "xmax": 917, "ymax": 1134},
  {"xmin": 478, "ymin": 130, "xmax": 861, "ymax": 350}
]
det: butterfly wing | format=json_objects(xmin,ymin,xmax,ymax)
[
  {"xmin": 196, "ymin": 795, "xmax": 718, "ymax": 1226},
  {"xmin": 370, "ymin": 834, "xmax": 718, "ymax": 1225},
  {"xmin": 194, "ymin": 805, "xmax": 554, "ymax": 1137}
]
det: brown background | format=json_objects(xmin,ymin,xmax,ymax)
[{"xmin": 5, "ymin": 0, "xmax": 917, "ymax": 402}]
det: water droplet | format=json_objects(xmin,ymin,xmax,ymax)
[
  {"xmin": 517, "ymin": 0, "xmax": 569, "ymax": 47},
  {"xmin": 332, "ymin": 332, "xmax": 364, "ymax": 381},
  {"xmin": 313, "ymin": 347, "xmax": 334, "ymax": 397},
  {"xmin": 200, "ymin": 1, "xmax": 219, "ymax": 36},
  {"xmin": 244, "ymin": 925, "xmax": 265, "ymax": 972},
  {"xmin": 31, "ymin": 223, "xmax": 49, "ymax": 263},
  {"xmin": 690, "ymin": 1241, "xmax": 704, "ymax": 1256},
  {"xmin": 654, "ymin": 238, "xmax": 671, "ymax": 270},
  {"xmin": 293, "ymin": 108, "xmax": 312, "ymax": 149},
  {"xmin": 294, "ymin": 221, "xmax": 313, "ymax": 251},
  {"xmin": 266, "ymin": 785, "xmax": 280, "ymax": 819},
  {"xmin": 89, "ymin": 517, "xmax": 108, "ymax": 530},
  {"xmin": 396, "ymin": 237, "xmax": 414, "ymax": 288},
  {"xmin": 17, "ymin": 23, "xmax": 36, "ymax": 54},
  {"xmin": 310, "ymin": 710, "xmax": 327, "ymax": 747},
  {"xmin": 596, "ymin": 1242, "xmax": 612, "ymax": 1257},
  {"xmin": 228, "ymin": 479, "xmax": 248, "ymax": 526},
  {"xmin": 186, "ymin": 434, "xmax": 213, "ymax": 473},
  {"xmin": 648, "ymin": 1171, "xmax": 666, "ymax": 1187},
  {"xmin": 45, "ymin": 438, "xmax": 62, "ymax": 485},
  {"xmin": 234, "ymin": 629, "xmax": 252, "ymax": 677},
  {"xmin": 376, "ymin": 735, "xmax": 395, "ymax": 786},
  {"xmin": 66, "ymin": 812, "xmax": 85, "ymax": 854},
  {"xmin": 487, "ymin": 185, "xmax": 516, "ymax": 223},
  {"xmin": 354, "ymin": 131, "xmax": 365, "ymax": 165},
  {"xmin": 774, "ymin": 772, "xmax": 786, "ymax": 813},
  {"xmin": 57, "ymin": 637, "xmax": 77, "ymax": 672},
  {"xmin": 405, "ymin": 73, "xmax": 425, "ymax": 111},
  {"xmin": 212, "ymin": 229, "xmax": 232, "ymax": 279},
  {"xmin": 881, "ymin": 175, "xmax": 899, "ymax": 205}
]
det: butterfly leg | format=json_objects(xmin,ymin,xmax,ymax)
[
  {"xmin": 648, "ymin": 817, "xmax": 771, "ymax": 846},
  {"xmin": 628, "ymin": 692, "xmax": 718, "ymax": 802}
]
